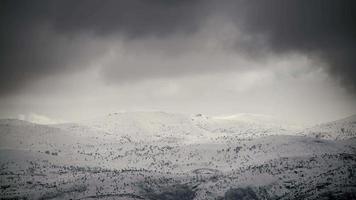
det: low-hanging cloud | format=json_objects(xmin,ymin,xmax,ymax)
[
  {"xmin": 0, "ymin": 0, "xmax": 355, "ymax": 95},
  {"xmin": 236, "ymin": 0, "xmax": 356, "ymax": 92},
  {"xmin": 0, "ymin": 0, "xmax": 206, "ymax": 95}
]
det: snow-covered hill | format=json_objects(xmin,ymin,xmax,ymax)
[
  {"xmin": 0, "ymin": 112, "xmax": 355, "ymax": 199},
  {"xmin": 303, "ymin": 114, "xmax": 356, "ymax": 140},
  {"xmin": 59, "ymin": 112, "xmax": 303, "ymax": 143},
  {"xmin": 191, "ymin": 113, "xmax": 303, "ymax": 139},
  {"xmin": 77, "ymin": 112, "xmax": 213, "ymax": 143}
]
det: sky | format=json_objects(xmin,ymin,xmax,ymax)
[{"xmin": 0, "ymin": 0, "xmax": 355, "ymax": 124}]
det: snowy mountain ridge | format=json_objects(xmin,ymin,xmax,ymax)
[
  {"xmin": 61, "ymin": 111, "xmax": 305, "ymax": 143},
  {"xmin": 0, "ymin": 112, "xmax": 355, "ymax": 199},
  {"xmin": 303, "ymin": 114, "xmax": 356, "ymax": 140}
]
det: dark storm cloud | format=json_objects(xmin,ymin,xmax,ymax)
[
  {"xmin": 235, "ymin": 0, "xmax": 356, "ymax": 92},
  {"xmin": 0, "ymin": 0, "xmax": 355, "ymax": 95},
  {"xmin": 0, "ymin": 0, "xmax": 205, "ymax": 95}
]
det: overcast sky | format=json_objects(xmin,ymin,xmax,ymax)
[{"xmin": 0, "ymin": 0, "xmax": 355, "ymax": 124}]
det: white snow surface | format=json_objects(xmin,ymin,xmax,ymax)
[
  {"xmin": 303, "ymin": 114, "xmax": 356, "ymax": 140},
  {"xmin": 0, "ymin": 112, "xmax": 355, "ymax": 199}
]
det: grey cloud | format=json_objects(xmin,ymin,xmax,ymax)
[
  {"xmin": 235, "ymin": 0, "xmax": 356, "ymax": 92},
  {"xmin": 0, "ymin": 0, "xmax": 205, "ymax": 95},
  {"xmin": 48, "ymin": 0, "xmax": 204, "ymax": 37},
  {"xmin": 1, "ymin": 0, "xmax": 203, "ymax": 37},
  {"xmin": 0, "ymin": 0, "xmax": 356, "ymax": 95},
  {"xmin": 0, "ymin": 25, "xmax": 107, "ymax": 95}
]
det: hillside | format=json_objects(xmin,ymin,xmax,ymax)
[
  {"xmin": 0, "ymin": 113, "xmax": 355, "ymax": 199},
  {"xmin": 303, "ymin": 114, "xmax": 356, "ymax": 140},
  {"xmin": 65, "ymin": 112, "xmax": 303, "ymax": 142}
]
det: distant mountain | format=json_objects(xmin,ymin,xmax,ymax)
[
  {"xmin": 68, "ymin": 111, "xmax": 212, "ymax": 143},
  {"xmin": 0, "ymin": 119, "xmax": 80, "ymax": 150},
  {"xmin": 191, "ymin": 113, "xmax": 302, "ymax": 139},
  {"xmin": 1, "ymin": 113, "xmax": 355, "ymax": 199},
  {"xmin": 61, "ymin": 112, "xmax": 302, "ymax": 143},
  {"xmin": 303, "ymin": 114, "xmax": 356, "ymax": 140}
]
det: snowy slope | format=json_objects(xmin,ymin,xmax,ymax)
[
  {"xmin": 303, "ymin": 114, "xmax": 356, "ymax": 140},
  {"xmin": 62, "ymin": 112, "xmax": 303, "ymax": 143},
  {"xmin": 78, "ymin": 112, "xmax": 213, "ymax": 143},
  {"xmin": 1, "ymin": 112, "xmax": 356, "ymax": 199},
  {"xmin": 0, "ymin": 119, "xmax": 80, "ymax": 151},
  {"xmin": 192, "ymin": 113, "xmax": 303, "ymax": 139}
]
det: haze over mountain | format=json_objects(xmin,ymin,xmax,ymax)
[
  {"xmin": 1, "ymin": 1, "xmax": 356, "ymax": 199},
  {"xmin": 0, "ymin": 0, "xmax": 355, "ymax": 124}
]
